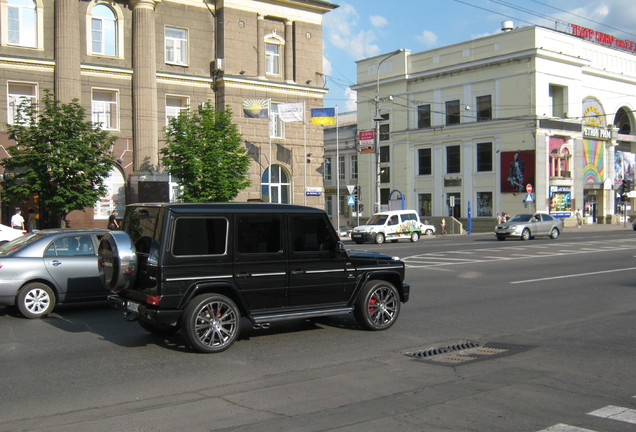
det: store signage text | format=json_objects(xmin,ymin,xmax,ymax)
[
  {"xmin": 583, "ymin": 127, "xmax": 612, "ymax": 139},
  {"xmin": 571, "ymin": 24, "xmax": 636, "ymax": 53}
]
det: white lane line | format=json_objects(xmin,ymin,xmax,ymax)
[
  {"xmin": 588, "ymin": 405, "xmax": 636, "ymax": 424},
  {"xmin": 536, "ymin": 424, "xmax": 597, "ymax": 432},
  {"xmin": 511, "ymin": 267, "xmax": 636, "ymax": 284}
]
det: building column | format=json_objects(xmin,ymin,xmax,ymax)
[
  {"xmin": 257, "ymin": 14, "xmax": 265, "ymax": 79},
  {"xmin": 284, "ymin": 19, "xmax": 294, "ymax": 83},
  {"xmin": 54, "ymin": 0, "xmax": 81, "ymax": 103}
]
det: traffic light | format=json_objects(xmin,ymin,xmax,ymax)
[
  {"xmin": 621, "ymin": 179, "xmax": 628, "ymax": 201},
  {"xmin": 353, "ymin": 185, "xmax": 360, "ymax": 199}
]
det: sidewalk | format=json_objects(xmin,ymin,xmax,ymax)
[{"xmin": 572, "ymin": 221, "xmax": 633, "ymax": 232}]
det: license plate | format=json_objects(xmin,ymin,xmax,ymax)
[
  {"xmin": 352, "ymin": 233, "xmax": 361, "ymax": 238},
  {"xmin": 126, "ymin": 301, "xmax": 140, "ymax": 313}
]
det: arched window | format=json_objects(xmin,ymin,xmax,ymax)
[
  {"xmin": 264, "ymin": 34, "xmax": 284, "ymax": 76},
  {"xmin": 614, "ymin": 107, "xmax": 634, "ymax": 135},
  {"xmin": 91, "ymin": 3, "xmax": 117, "ymax": 56},
  {"xmin": 261, "ymin": 165, "xmax": 290, "ymax": 203},
  {"xmin": 6, "ymin": 0, "xmax": 37, "ymax": 47}
]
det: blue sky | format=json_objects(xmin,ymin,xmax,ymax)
[{"xmin": 322, "ymin": 0, "xmax": 636, "ymax": 111}]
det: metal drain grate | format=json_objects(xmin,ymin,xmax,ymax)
[
  {"xmin": 405, "ymin": 341, "xmax": 482, "ymax": 359},
  {"xmin": 404, "ymin": 341, "xmax": 528, "ymax": 366}
]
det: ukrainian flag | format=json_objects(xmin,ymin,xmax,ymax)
[{"xmin": 311, "ymin": 108, "xmax": 335, "ymax": 125}]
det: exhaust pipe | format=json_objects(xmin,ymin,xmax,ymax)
[{"xmin": 252, "ymin": 323, "xmax": 271, "ymax": 330}]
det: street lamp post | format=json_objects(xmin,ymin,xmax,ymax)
[{"xmin": 374, "ymin": 49, "xmax": 404, "ymax": 213}]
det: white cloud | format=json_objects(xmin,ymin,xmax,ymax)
[
  {"xmin": 324, "ymin": 3, "xmax": 380, "ymax": 59},
  {"xmin": 415, "ymin": 30, "xmax": 438, "ymax": 47},
  {"xmin": 344, "ymin": 88, "xmax": 357, "ymax": 112},
  {"xmin": 323, "ymin": 55, "xmax": 332, "ymax": 77},
  {"xmin": 370, "ymin": 15, "xmax": 388, "ymax": 28}
]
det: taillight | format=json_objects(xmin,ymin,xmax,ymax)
[{"xmin": 146, "ymin": 294, "xmax": 160, "ymax": 306}]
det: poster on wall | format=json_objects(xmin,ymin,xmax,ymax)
[
  {"xmin": 93, "ymin": 169, "xmax": 126, "ymax": 220},
  {"xmin": 476, "ymin": 192, "xmax": 493, "ymax": 217},
  {"xmin": 500, "ymin": 150, "xmax": 535, "ymax": 193},
  {"xmin": 583, "ymin": 139, "xmax": 605, "ymax": 184},
  {"xmin": 615, "ymin": 151, "xmax": 635, "ymax": 184},
  {"xmin": 550, "ymin": 186, "xmax": 572, "ymax": 217}
]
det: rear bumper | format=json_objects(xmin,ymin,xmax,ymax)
[{"xmin": 107, "ymin": 294, "xmax": 182, "ymax": 325}]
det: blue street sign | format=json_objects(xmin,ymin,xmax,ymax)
[
  {"xmin": 347, "ymin": 195, "xmax": 356, "ymax": 206},
  {"xmin": 525, "ymin": 193, "xmax": 534, "ymax": 203}
]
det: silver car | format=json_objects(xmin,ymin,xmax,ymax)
[
  {"xmin": 495, "ymin": 213, "xmax": 563, "ymax": 241},
  {"xmin": 0, "ymin": 228, "xmax": 109, "ymax": 318}
]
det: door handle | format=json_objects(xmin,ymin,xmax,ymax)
[
  {"xmin": 51, "ymin": 260, "xmax": 62, "ymax": 267},
  {"xmin": 291, "ymin": 269, "xmax": 306, "ymax": 275},
  {"xmin": 235, "ymin": 272, "xmax": 251, "ymax": 278}
]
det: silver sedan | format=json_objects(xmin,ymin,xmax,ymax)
[
  {"xmin": 0, "ymin": 228, "xmax": 109, "ymax": 318},
  {"xmin": 495, "ymin": 213, "xmax": 563, "ymax": 241}
]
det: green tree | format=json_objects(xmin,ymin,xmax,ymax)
[
  {"xmin": 161, "ymin": 102, "xmax": 251, "ymax": 202},
  {"xmin": 2, "ymin": 90, "xmax": 116, "ymax": 228}
]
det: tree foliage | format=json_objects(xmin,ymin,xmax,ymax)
[
  {"xmin": 161, "ymin": 102, "xmax": 251, "ymax": 202},
  {"xmin": 2, "ymin": 90, "xmax": 116, "ymax": 227}
]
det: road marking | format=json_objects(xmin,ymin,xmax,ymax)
[
  {"xmin": 511, "ymin": 267, "xmax": 636, "ymax": 284},
  {"xmin": 536, "ymin": 424, "xmax": 597, "ymax": 432},
  {"xmin": 588, "ymin": 405, "xmax": 636, "ymax": 424}
]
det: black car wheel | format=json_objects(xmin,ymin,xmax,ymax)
[
  {"xmin": 182, "ymin": 294, "xmax": 240, "ymax": 353},
  {"xmin": 410, "ymin": 232, "xmax": 420, "ymax": 242},
  {"xmin": 17, "ymin": 282, "xmax": 56, "ymax": 319},
  {"xmin": 550, "ymin": 227, "xmax": 560, "ymax": 239},
  {"xmin": 374, "ymin": 233, "xmax": 385, "ymax": 244},
  {"xmin": 520, "ymin": 228, "xmax": 531, "ymax": 241},
  {"xmin": 354, "ymin": 280, "xmax": 401, "ymax": 331}
]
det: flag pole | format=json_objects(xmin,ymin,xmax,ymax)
[
  {"xmin": 303, "ymin": 101, "xmax": 307, "ymax": 206},
  {"xmin": 335, "ymin": 105, "xmax": 340, "ymax": 231}
]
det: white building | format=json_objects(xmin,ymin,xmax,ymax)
[{"xmin": 354, "ymin": 24, "xmax": 636, "ymax": 228}]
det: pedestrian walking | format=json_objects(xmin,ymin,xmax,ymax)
[
  {"xmin": 108, "ymin": 210, "xmax": 120, "ymax": 230},
  {"xmin": 440, "ymin": 217, "xmax": 447, "ymax": 235},
  {"xmin": 11, "ymin": 208, "xmax": 24, "ymax": 230},
  {"xmin": 575, "ymin": 208, "xmax": 583, "ymax": 228}
]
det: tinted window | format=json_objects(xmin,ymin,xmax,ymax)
[
  {"xmin": 172, "ymin": 217, "xmax": 227, "ymax": 256},
  {"xmin": 418, "ymin": 148, "xmax": 431, "ymax": 175},
  {"xmin": 290, "ymin": 215, "xmax": 336, "ymax": 252},
  {"xmin": 45, "ymin": 235, "xmax": 94, "ymax": 257},
  {"xmin": 237, "ymin": 215, "xmax": 281, "ymax": 254}
]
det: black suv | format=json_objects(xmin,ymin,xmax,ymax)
[{"xmin": 98, "ymin": 203, "xmax": 410, "ymax": 353}]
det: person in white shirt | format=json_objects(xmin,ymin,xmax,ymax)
[{"xmin": 11, "ymin": 208, "xmax": 25, "ymax": 230}]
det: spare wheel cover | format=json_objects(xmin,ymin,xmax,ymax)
[{"xmin": 98, "ymin": 231, "xmax": 138, "ymax": 291}]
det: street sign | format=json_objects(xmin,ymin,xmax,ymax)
[
  {"xmin": 526, "ymin": 184, "xmax": 533, "ymax": 193},
  {"xmin": 358, "ymin": 130, "xmax": 374, "ymax": 152},
  {"xmin": 347, "ymin": 195, "xmax": 356, "ymax": 206},
  {"xmin": 347, "ymin": 185, "xmax": 356, "ymax": 194},
  {"xmin": 525, "ymin": 193, "xmax": 534, "ymax": 203}
]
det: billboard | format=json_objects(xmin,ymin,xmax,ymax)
[{"xmin": 500, "ymin": 150, "xmax": 535, "ymax": 193}]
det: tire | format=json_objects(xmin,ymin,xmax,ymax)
[
  {"xmin": 353, "ymin": 280, "xmax": 401, "ymax": 331},
  {"xmin": 424, "ymin": 229, "xmax": 434, "ymax": 236},
  {"xmin": 550, "ymin": 227, "xmax": 560, "ymax": 239},
  {"xmin": 520, "ymin": 228, "xmax": 531, "ymax": 241},
  {"xmin": 17, "ymin": 282, "xmax": 56, "ymax": 319},
  {"xmin": 97, "ymin": 231, "xmax": 138, "ymax": 291},
  {"xmin": 496, "ymin": 236, "xmax": 506, "ymax": 241},
  {"xmin": 374, "ymin": 233, "xmax": 385, "ymax": 244},
  {"xmin": 182, "ymin": 294, "xmax": 240, "ymax": 353},
  {"xmin": 410, "ymin": 232, "xmax": 420, "ymax": 242},
  {"xmin": 139, "ymin": 320, "xmax": 180, "ymax": 336}
]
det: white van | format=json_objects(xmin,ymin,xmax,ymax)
[{"xmin": 351, "ymin": 210, "xmax": 435, "ymax": 244}]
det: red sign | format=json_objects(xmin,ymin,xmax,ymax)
[
  {"xmin": 358, "ymin": 130, "xmax": 375, "ymax": 152},
  {"xmin": 571, "ymin": 24, "xmax": 636, "ymax": 54},
  {"xmin": 526, "ymin": 184, "xmax": 533, "ymax": 194}
]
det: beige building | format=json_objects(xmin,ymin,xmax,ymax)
[
  {"xmin": 0, "ymin": 0, "xmax": 337, "ymax": 228},
  {"xmin": 354, "ymin": 24, "xmax": 636, "ymax": 229}
]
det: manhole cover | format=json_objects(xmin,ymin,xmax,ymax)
[{"xmin": 404, "ymin": 341, "xmax": 531, "ymax": 366}]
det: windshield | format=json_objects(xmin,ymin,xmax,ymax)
[
  {"xmin": 0, "ymin": 232, "xmax": 43, "ymax": 256},
  {"xmin": 366, "ymin": 214, "xmax": 388, "ymax": 225},
  {"xmin": 508, "ymin": 214, "xmax": 532, "ymax": 222}
]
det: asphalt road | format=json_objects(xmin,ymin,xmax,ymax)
[{"xmin": 1, "ymin": 227, "xmax": 635, "ymax": 432}]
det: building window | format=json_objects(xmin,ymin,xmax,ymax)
[
  {"xmin": 417, "ymin": 104, "xmax": 431, "ymax": 128},
  {"xmin": 549, "ymin": 84, "xmax": 566, "ymax": 118},
  {"xmin": 380, "ymin": 167, "xmax": 390, "ymax": 183},
  {"xmin": 379, "ymin": 113, "xmax": 390, "ymax": 140},
  {"xmin": 446, "ymin": 145, "xmax": 460, "ymax": 173},
  {"xmin": 266, "ymin": 42, "xmax": 281, "ymax": 75},
  {"xmin": 476, "ymin": 142, "xmax": 492, "ymax": 172},
  {"xmin": 379, "ymin": 145, "xmax": 390, "ymax": 163},
  {"xmin": 91, "ymin": 4, "xmax": 117, "ymax": 56},
  {"xmin": 476, "ymin": 192, "xmax": 493, "ymax": 217},
  {"xmin": 325, "ymin": 195, "xmax": 333, "ymax": 216},
  {"xmin": 418, "ymin": 148, "xmax": 431, "ymax": 175},
  {"xmin": 338, "ymin": 155, "xmax": 345, "ymax": 180},
  {"xmin": 165, "ymin": 95, "xmax": 189, "ymax": 125},
  {"xmin": 7, "ymin": 81, "xmax": 37, "ymax": 125},
  {"xmin": 350, "ymin": 154, "xmax": 358, "ymax": 179},
  {"xmin": 261, "ymin": 165, "xmax": 290, "ymax": 204},
  {"xmin": 445, "ymin": 100, "xmax": 460, "ymax": 125},
  {"xmin": 6, "ymin": 0, "xmax": 37, "ymax": 48},
  {"xmin": 476, "ymin": 95, "xmax": 492, "ymax": 121},
  {"xmin": 418, "ymin": 193, "xmax": 432, "ymax": 218},
  {"xmin": 269, "ymin": 103, "xmax": 284, "ymax": 138},
  {"xmin": 165, "ymin": 26, "xmax": 188, "ymax": 65},
  {"xmin": 91, "ymin": 89, "xmax": 118, "ymax": 130},
  {"xmin": 324, "ymin": 157, "xmax": 332, "ymax": 181}
]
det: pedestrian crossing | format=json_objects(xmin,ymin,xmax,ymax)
[
  {"xmin": 403, "ymin": 239, "xmax": 636, "ymax": 269},
  {"xmin": 536, "ymin": 397, "xmax": 636, "ymax": 431}
]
